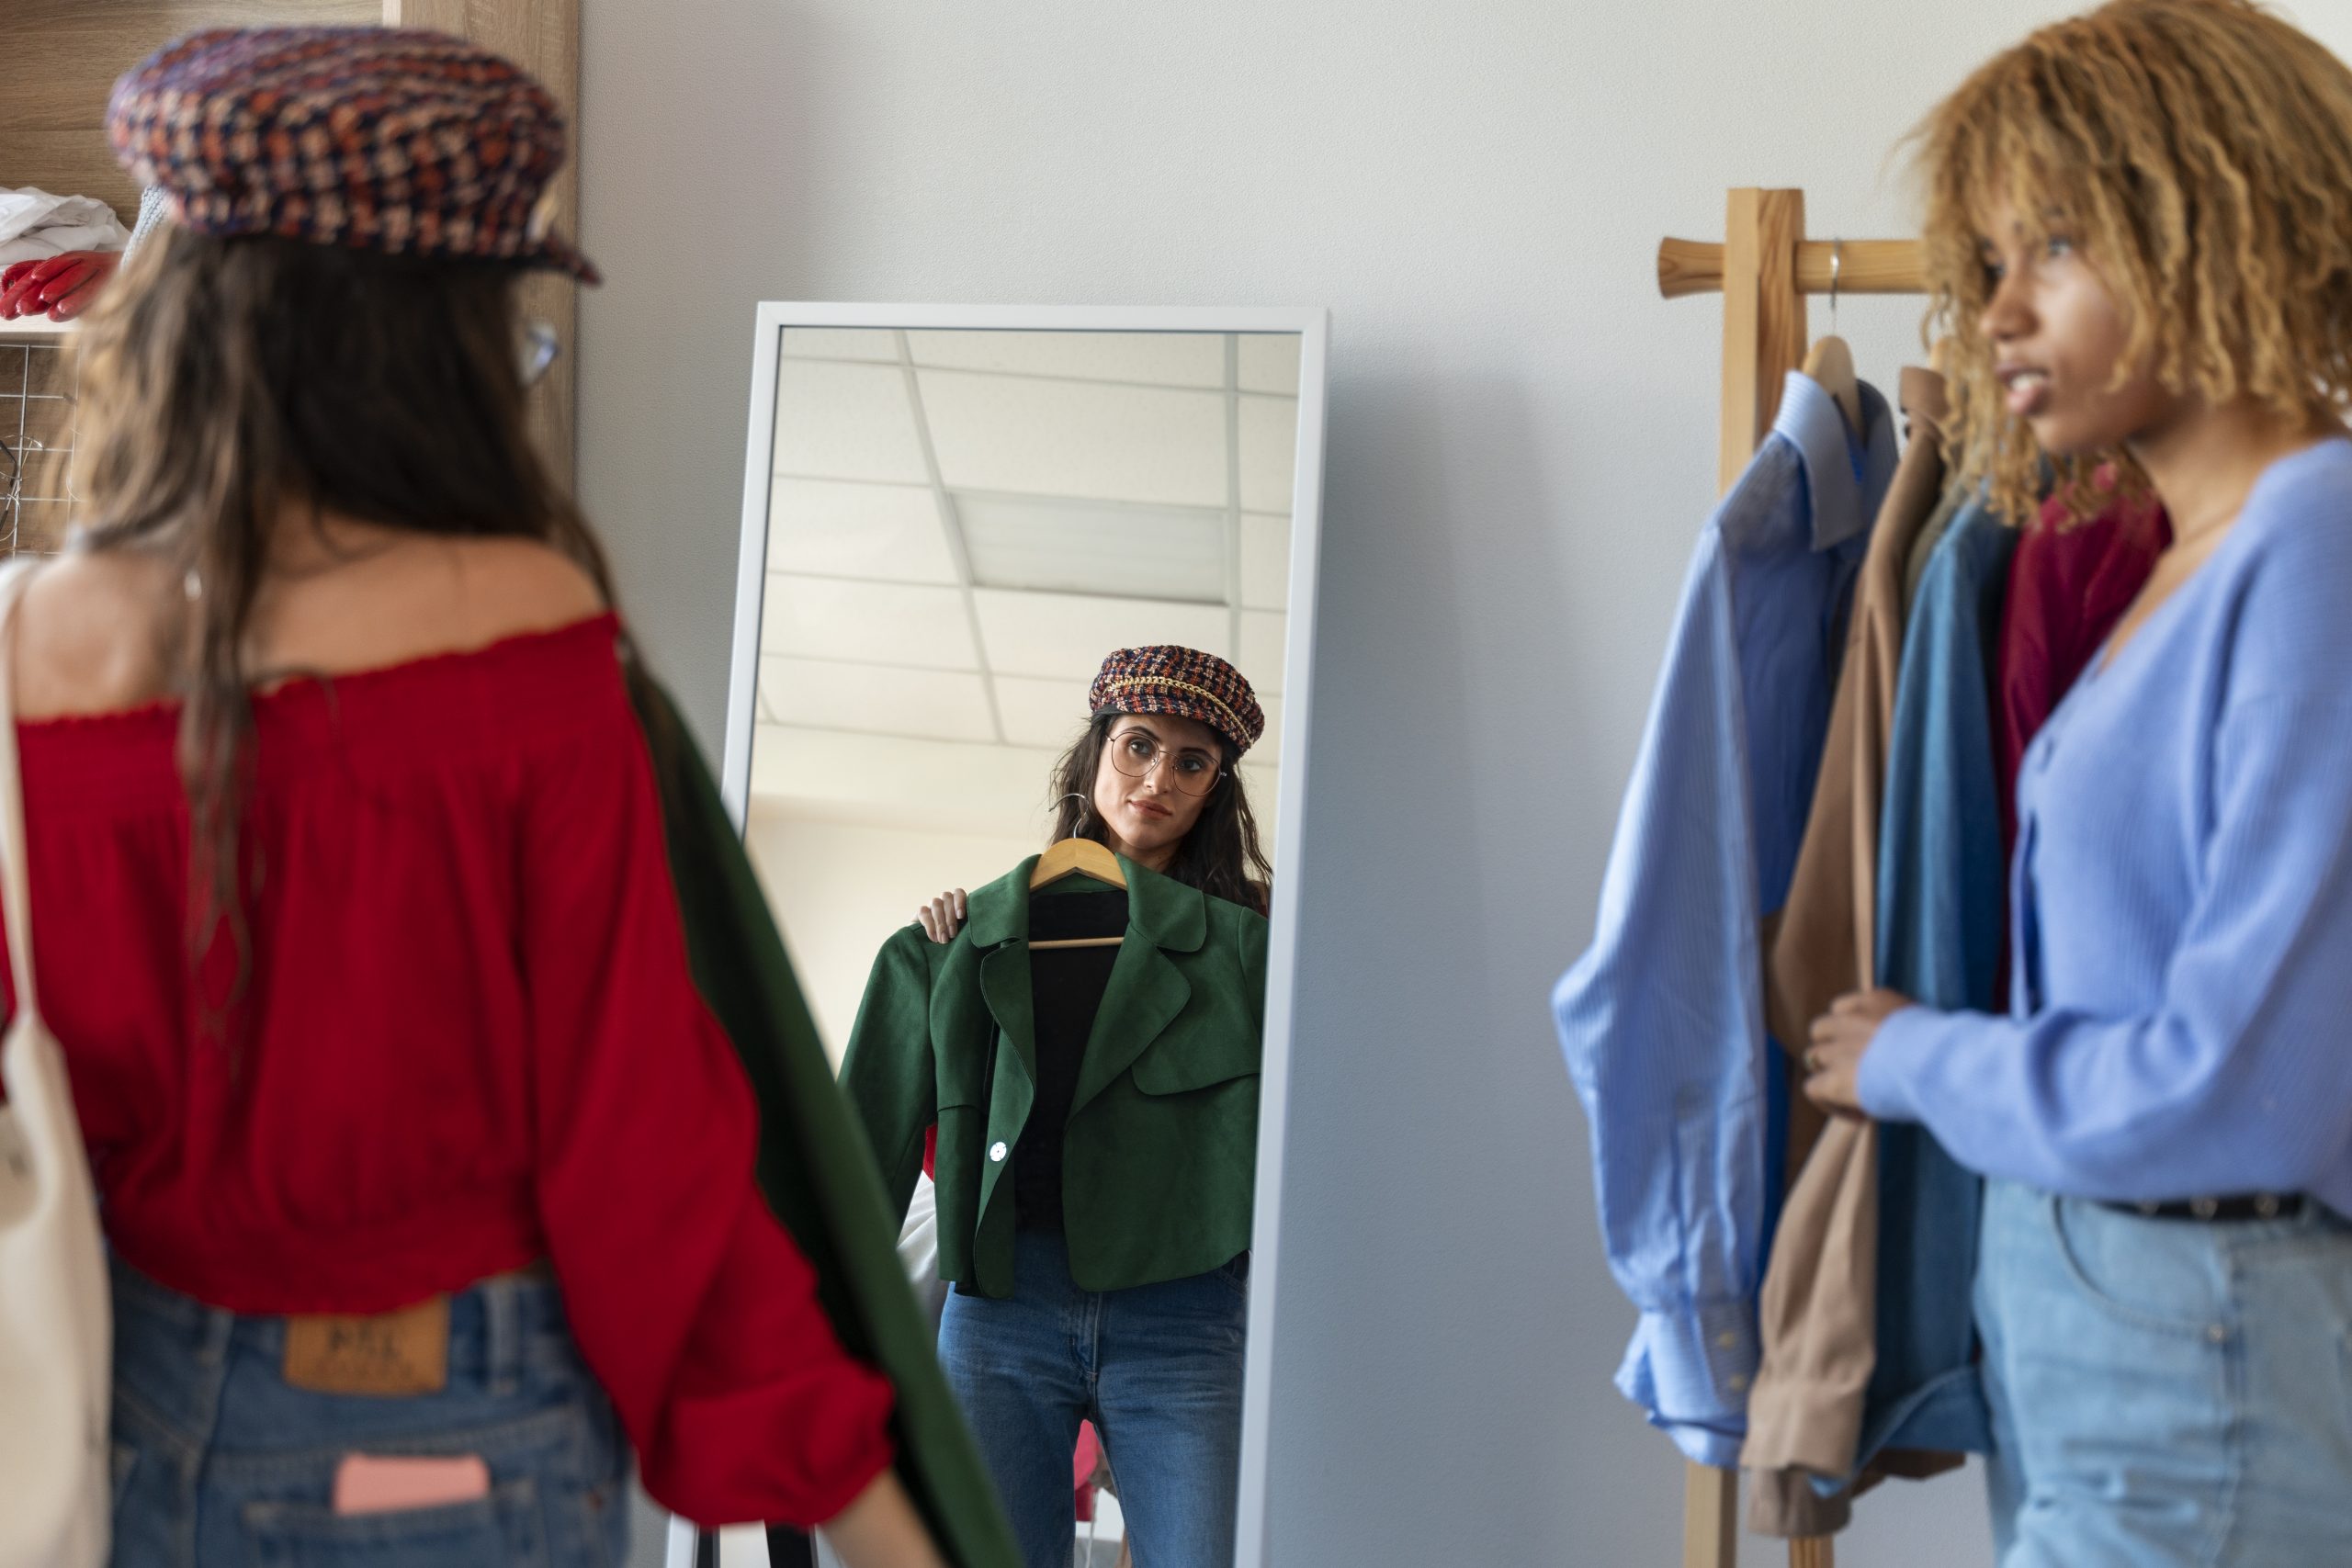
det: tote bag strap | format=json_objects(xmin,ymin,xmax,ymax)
[{"xmin": 0, "ymin": 558, "xmax": 47, "ymax": 1027}]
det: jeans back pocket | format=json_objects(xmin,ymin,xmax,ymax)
[{"xmin": 242, "ymin": 1479, "xmax": 549, "ymax": 1568}]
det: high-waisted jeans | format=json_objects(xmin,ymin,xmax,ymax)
[
  {"xmin": 938, "ymin": 1233, "xmax": 1248, "ymax": 1568},
  {"xmin": 106, "ymin": 1258, "xmax": 633, "ymax": 1568},
  {"xmin": 1977, "ymin": 1179, "xmax": 2352, "ymax": 1566}
]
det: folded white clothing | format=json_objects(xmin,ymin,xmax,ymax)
[{"xmin": 0, "ymin": 187, "xmax": 132, "ymax": 266}]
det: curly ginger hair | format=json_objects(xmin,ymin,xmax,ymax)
[{"xmin": 1911, "ymin": 0, "xmax": 2352, "ymax": 524}]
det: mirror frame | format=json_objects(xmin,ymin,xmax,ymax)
[{"xmin": 718, "ymin": 302, "xmax": 1329, "ymax": 1568}]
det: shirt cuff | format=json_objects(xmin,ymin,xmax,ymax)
[
  {"xmin": 1616, "ymin": 1300, "xmax": 1758, "ymax": 1469},
  {"xmin": 1857, "ymin": 1005, "xmax": 1938, "ymax": 1123}
]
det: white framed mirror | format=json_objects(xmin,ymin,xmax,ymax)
[{"xmin": 695, "ymin": 304, "xmax": 1327, "ymax": 1568}]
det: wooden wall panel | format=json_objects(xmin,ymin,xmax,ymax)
[{"xmin": 0, "ymin": 1, "xmax": 378, "ymax": 222}]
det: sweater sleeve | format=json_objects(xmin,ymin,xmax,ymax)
[
  {"xmin": 517, "ymin": 685, "xmax": 894, "ymax": 1528},
  {"xmin": 1860, "ymin": 685, "xmax": 2352, "ymax": 1200}
]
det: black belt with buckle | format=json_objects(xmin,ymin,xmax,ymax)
[{"xmin": 2101, "ymin": 1194, "xmax": 2303, "ymax": 1222}]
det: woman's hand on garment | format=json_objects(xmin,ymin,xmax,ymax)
[
  {"xmin": 915, "ymin": 889, "xmax": 967, "ymax": 945},
  {"xmin": 1803, "ymin": 988, "xmax": 1914, "ymax": 1117},
  {"xmin": 821, "ymin": 1469, "xmax": 949, "ymax": 1568}
]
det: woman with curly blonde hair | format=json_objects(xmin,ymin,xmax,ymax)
[{"xmin": 1799, "ymin": 1, "xmax": 2352, "ymax": 1561}]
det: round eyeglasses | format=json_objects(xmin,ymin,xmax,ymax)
[{"xmin": 1106, "ymin": 728, "xmax": 1226, "ymax": 796}]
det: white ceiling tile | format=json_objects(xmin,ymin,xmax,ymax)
[
  {"xmin": 906, "ymin": 330, "xmax": 1226, "ymax": 388},
  {"xmin": 1239, "ymin": 609, "xmax": 1286, "ymax": 695},
  {"xmin": 1239, "ymin": 512, "xmax": 1291, "ymax": 611},
  {"xmin": 750, "ymin": 724, "xmax": 1059, "ymax": 839},
  {"xmin": 767, "ymin": 479, "xmax": 956, "ymax": 584},
  {"xmin": 761, "ymin": 575, "xmax": 978, "ymax": 671},
  {"xmin": 1238, "ymin": 333, "xmax": 1302, "ymax": 396},
  {"xmin": 993, "ymin": 674, "xmax": 1096, "ymax": 750},
  {"xmin": 762, "ymin": 656, "xmax": 996, "ymax": 742},
  {"xmin": 971, "ymin": 589, "xmax": 1230, "ymax": 681},
  {"xmin": 781, "ymin": 327, "xmax": 901, "ymax": 363},
  {"xmin": 956, "ymin": 493, "xmax": 1227, "ymax": 604},
  {"xmin": 919, "ymin": 370, "xmax": 1227, "ymax": 507},
  {"xmin": 773, "ymin": 358, "xmax": 928, "ymax": 484},
  {"xmin": 1238, "ymin": 394, "xmax": 1300, "ymax": 513}
]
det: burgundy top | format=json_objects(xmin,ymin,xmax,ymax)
[
  {"xmin": 1996, "ymin": 486, "xmax": 2173, "ymax": 858},
  {"xmin": 1, "ymin": 615, "xmax": 893, "ymax": 1527}
]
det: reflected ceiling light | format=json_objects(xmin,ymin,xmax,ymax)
[{"xmin": 956, "ymin": 493, "xmax": 1227, "ymax": 604}]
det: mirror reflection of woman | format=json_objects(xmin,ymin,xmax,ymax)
[
  {"xmin": 918, "ymin": 700, "xmax": 1270, "ymax": 942},
  {"xmin": 846, "ymin": 646, "xmax": 1272, "ymax": 1568}
]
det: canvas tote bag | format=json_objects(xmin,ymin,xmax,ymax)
[{"xmin": 0, "ymin": 558, "xmax": 111, "ymax": 1568}]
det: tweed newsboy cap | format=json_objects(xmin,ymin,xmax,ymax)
[
  {"xmin": 107, "ymin": 26, "xmax": 597, "ymax": 282},
  {"xmin": 1089, "ymin": 646, "xmax": 1266, "ymax": 756}
]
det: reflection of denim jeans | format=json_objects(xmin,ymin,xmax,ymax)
[
  {"xmin": 939, "ymin": 1232, "xmax": 1247, "ymax": 1568},
  {"xmin": 1976, "ymin": 1180, "xmax": 2352, "ymax": 1566},
  {"xmin": 107, "ymin": 1258, "xmax": 632, "ymax": 1568}
]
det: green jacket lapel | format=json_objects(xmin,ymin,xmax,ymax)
[{"xmin": 1069, "ymin": 861, "xmax": 1206, "ymax": 1116}]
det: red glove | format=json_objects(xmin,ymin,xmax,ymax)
[{"xmin": 0, "ymin": 251, "xmax": 120, "ymax": 322}]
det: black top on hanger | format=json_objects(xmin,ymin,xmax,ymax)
[{"xmin": 1015, "ymin": 887, "xmax": 1129, "ymax": 1231}]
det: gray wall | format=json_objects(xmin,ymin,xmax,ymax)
[{"xmin": 577, "ymin": 4, "xmax": 2352, "ymax": 1563}]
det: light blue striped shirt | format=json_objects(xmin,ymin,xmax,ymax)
[
  {"xmin": 1557, "ymin": 374, "xmax": 1895, "ymax": 1465},
  {"xmin": 1862, "ymin": 438, "xmax": 2352, "ymax": 1215}
]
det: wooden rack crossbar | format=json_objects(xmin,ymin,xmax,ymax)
[
  {"xmin": 1657, "ymin": 238, "xmax": 1928, "ymax": 301},
  {"xmin": 1661, "ymin": 189, "xmax": 1928, "ymax": 496},
  {"xmin": 1654, "ymin": 189, "xmax": 1929, "ymax": 1568}
]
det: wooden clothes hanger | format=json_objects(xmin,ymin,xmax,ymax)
[
  {"xmin": 1029, "ymin": 834, "xmax": 1127, "ymax": 951},
  {"xmin": 1802, "ymin": 239, "xmax": 1863, "ymax": 435}
]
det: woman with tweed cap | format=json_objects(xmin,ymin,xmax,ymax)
[
  {"xmin": 4, "ymin": 27, "xmax": 954, "ymax": 1568},
  {"xmin": 861, "ymin": 644, "xmax": 1273, "ymax": 1568}
]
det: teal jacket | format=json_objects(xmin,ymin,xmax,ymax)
[
  {"xmin": 629, "ymin": 676, "xmax": 1018, "ymax": 1568},
  {"xmin": 840, "ymin": 858, "xmax": 1268, "ymax": 1297}
]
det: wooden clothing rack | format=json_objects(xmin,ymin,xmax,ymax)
[{"xmin": 1653, "ymin": 187, "xmax": 1927, "ymax": 1568}]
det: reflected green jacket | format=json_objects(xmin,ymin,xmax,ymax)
[
  {"xmin": 630, "ymin": 676, "xmax": 1017, "ymax": 1568},
  {"xmin": 840, "ymin": 858, "xmax": 1268, "ymax": 1298}
]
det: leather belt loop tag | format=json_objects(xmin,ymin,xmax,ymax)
[{"xmin": 283, "ymin": 1296, "xmax": 451, "ymax": 1396}]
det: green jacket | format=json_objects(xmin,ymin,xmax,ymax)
[
  {"xmin": 628, "ymin": 675, "xmax": 1018, "ymax": 1568},
  {"xmin": 840, "ymin": 857, "xmax": 1268, "ymax": 1298}
]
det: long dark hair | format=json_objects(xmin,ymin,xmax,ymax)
[
  {"xmin": 62, "ymin": 226, "xmax": 615, "ymax": 975},
  {"xmin": 1048, "ymin": 713, "xmax": 1273, "ymax": 915}
]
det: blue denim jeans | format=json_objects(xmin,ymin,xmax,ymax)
[
  {"xmin": 1976, "ymin": 1180, "xmax": 2352, "ymax": 1566},
  {"xmin": 107, "ymin": 1258, "xmax": 633, "ymax": 1568},
  {"xmin": 938, "ymin": 1233, "xmax": 1248, "ymax": 1568}
]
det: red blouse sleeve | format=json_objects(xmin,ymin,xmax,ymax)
[{"xmin": 514, "ymin": 664, "xmax": 895, "ymax": 1528}]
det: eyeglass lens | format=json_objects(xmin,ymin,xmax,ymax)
[{"xmin": 1109, "ymin": 730, "xmax": 1222, "ymax": 795}]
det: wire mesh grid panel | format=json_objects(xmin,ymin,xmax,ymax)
[{"xmin": 0, "ymin": 337, "xmax": 78, "ymax": 558}]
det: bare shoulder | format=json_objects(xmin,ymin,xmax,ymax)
[
  {"xmin": 14, "ymin": 550, "xmax": 176, "ymax": 719},
  {"xmin": 442, "ymin": 537, "xmax": 606, "ymax": 636},
  {"xmin": 254, "ymin": 529, "xmax": 608, "ymax": 678}
]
